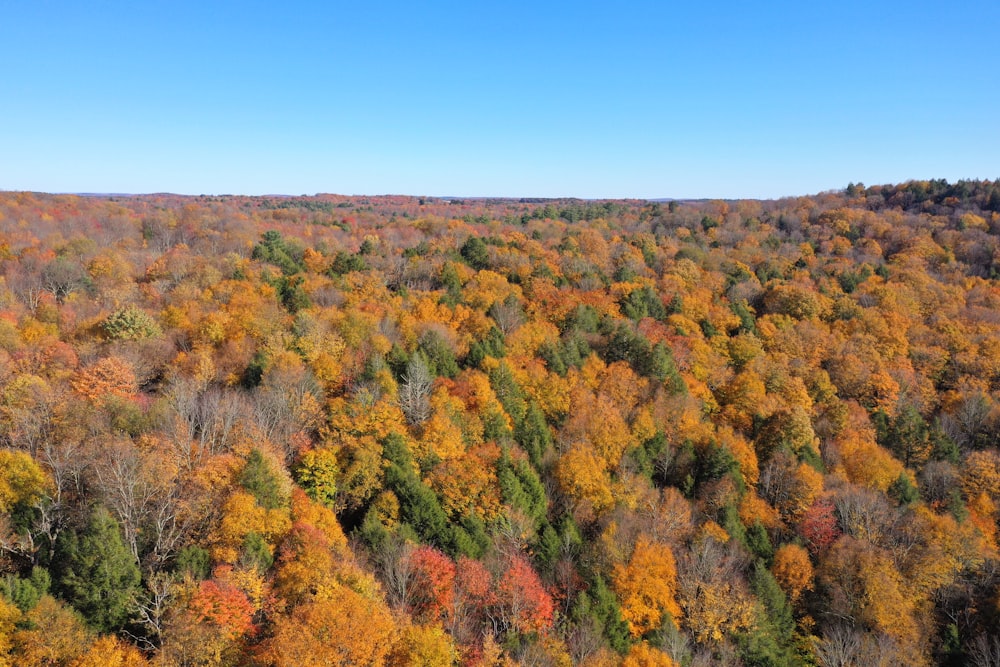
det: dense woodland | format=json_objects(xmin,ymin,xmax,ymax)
[{"xmin": 0, "ymin": 180, "xmax": 1000, "ymax": 666}]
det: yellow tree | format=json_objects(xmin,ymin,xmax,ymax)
[
  {"xmin": 267, "ymin": 586, "xmax": 397, "ymax": 667},
  {"xmin": 612, "ymin": 537, "xmax": 681, "ymax": 637},
  {"xmin": 771, "ymin": 543, "xmax": 813, "ymax": 603}
]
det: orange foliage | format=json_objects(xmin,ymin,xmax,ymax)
[{"xmin": 612, "ymin": 537, "xmax": 681, "ymax": 637}]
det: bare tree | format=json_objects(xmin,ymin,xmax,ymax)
[
  {"xmin": 90, "ymin": 439, "xmax": 189, "ymax": 569},
  {"xmin": 3, "ymin": 255, "xmax": 46, "ymax": 311},
  {"xmin": 41, "ymin": 257, "xmax": 87, "ymax": 303},
  {"xmin": 969, "ymin": 633, "xmax": 1000, "ymax": 667},
  {"xmin": 398, "ymin": 355, "xmax": 433, "ymax": 425},
  {"xmin": 374, "ymin": 534, "xmax": 415, "ymax": 611},
  {"xmin": 164, "ymin": 379, "xmax": 250, "ymax": 468},
  {"xmin": 490, "ymin": 296, "xmax": 525, "ymax": 336},
  {"xmin": 834, "ymin": 485, "xmax": 894, "ymax": 546},
  {"xmin": 814, "ymin": 624, "xmax": 863, "ymax": 667}
]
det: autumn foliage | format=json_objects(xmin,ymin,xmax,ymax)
[{"xmin": 1, "ymin": 182, "xmax": 1000, "ymax": 664}]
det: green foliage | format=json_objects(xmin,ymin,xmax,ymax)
[
  {"xmin": 295, "ymin": 448, "xmax": 340, "ymax": 508},
  {"xmin": 629, "ymin": 431, "xmax": 668, "ymax": 482},
  {"xmin": 695, "ymin": 441, "xmax": 743, "ymax": 491},
  {"xmin": 746, "ymin": 521, "xmax": 774, "ymax": 563},
  {"xmin": 490, "ymin": 361, "xmax": 528, "ymax": 426},
  {"xmin": 274, "ymin": 274, "xmax": 312, "ymax": 312},
  {"xmin": 739, "ymin": 563, "xmax": 802, "ymax": 667},
  {"xmin": 876, "ymin": 405, "xmax": 931, "ymax": 468},
  {"xmin": 497, "ymin": 450, "xmax": 547, "ymax": 523},
  {"xmin": 175, "ymin": 545, "xmax": 212, "ymax": 580},
  {"xmin": 1, "ymin": 566, "xmax": 51, "ymax": 612},
  {"xmin": 253, "ymin": 229, "xmax": 304, "ymax": 275},
  {"xmin": 467, "ymin": 326, "xmax": 506, "ymax": 368},
  {"xmin": 384, "ymin": 462, "xmax": 452, "ymax": 552},
  {"xmin": 621, "ymin": 285, "xmax": 667, "ymax": 322},
  {"xmin": 562, "ymin": 304, "xmax": 600, "ymax": 334},
  {"xmin": 732, "ymin": 299, "xmax": 758, "ymax": 334},
  {"xmin": 242, "ymin": 350, "xmax": 269, "ymax": 388},
  {"xmin": 56, "ymin": 507, "xmax": 141, "ymax": 632},
  {"xmin": 329, "ymin": 250, "xmax": 369, "ymax": 275},
  {"xmin": 417, "ymin": 329, "xmax": 459, "ymax": 378},
  {"xmin": 240, "ymin": 449, "xmax": 288, "ymax": 510},
  {"xmin": 102, "ymin": 305, "xmax": 161, "ymax": 340},
  {"xmin": 573, "ymin": 576, "xmax": 631, "ymax": 654},
  {"xmin": 516, "ymin": 401, "xmax": 553, "ymax": 470},
  {"xmin": 241, "ymin": 531, "xmax": 274, "ymax": 572},
  {"xmin": 888, "ymin": 472, "xmax": 919, "ymax": 505},
  {"xmin": 642, "ymin": 342, "xmax": 685, "ymax": 393},
  {"xmin": 460, "ymin": 236, "xmax": 490, "ymax": 270}
]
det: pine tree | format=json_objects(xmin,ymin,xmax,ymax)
[{"xmin": 57, "ymin": 507, "xmax": 141, "ymax": 632}]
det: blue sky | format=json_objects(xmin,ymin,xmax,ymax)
[{"xmin": 2, "ymin": 1, "xmax": 998, "ymax": 199}]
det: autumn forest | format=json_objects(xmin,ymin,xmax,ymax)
[{"xmin": 2, "ymin": 180, "xmax": 1000, "ymax": 666}]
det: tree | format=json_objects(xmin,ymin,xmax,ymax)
[
  {"xmin": 0, "ymin": 449, "xmax": 50, "ymax": 513},
  {"xmin": 239, "ymin": 448, "xmax": 290, "ymax": 511},
  {"xmin": 622, "ymin": 641, "xmax": 678, "ymax": 667},
  {"xmin": 877, "ymin": 405, "xmax": 932, "ymax": 470},
  {"xmin": 267, "ymin": 587, "xmax": 396, "ymax": 667},
  {"xmin": 612, "ymin": 537, "xmax": 681, "ymax": 638},
  {"xmin": 387, "ymin": 622, "xmax": 456, "ymax": 667},
  {"xmin": 294, "ymin": 448, "xmax": 340, "ymax": 508},
  {"xmin": 495, "ymin": 554, "xmax": 555, "ymax": 635},
  {"xmin": 69, "ymin": 635, "xmax": 149, "ymax": 667},
  {"xmin": 56, "ymin": 507, "xmax": 141, "ymax": 632},
  {"xmin": 12, "ymin": 595, "xmax": 91, "ymax": 666},
  {"xmin": 398, "ymin": 355, "xmax": 433, "ymax": 425},
  {"xmin": 102, "ymin": 305, "xmax": 162, "ymax": 341},
  {"xmin": 408, "ymin": 546, "xmax": 456, "ymax": 624},
  {"xmin": 70, "ymin": 356, "xmax": 137, "ymax": 402},
  {"xmin": 771, "ymin": 543, "xmax": 813, "ymax": 603}
]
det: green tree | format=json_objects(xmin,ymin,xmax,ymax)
[
  {"xmin": 102, "ymin": 305, "xmax": 162, "ymax": 340},
  {"xmin": 240, "ymin": 449, "xmax": 289, "ymax": 510},
  {"xmin": 57, "ymin": 507, "xmax": 141, "ymax": 632}
]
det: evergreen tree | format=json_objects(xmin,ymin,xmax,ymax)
[{"xmin": 57, "ymin": 507, "xmax": 141, "ymax": 632}]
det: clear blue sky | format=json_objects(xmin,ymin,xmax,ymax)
[{"xmin": 2, "ymin": 1, "xmax": 998, "ymax": 199}]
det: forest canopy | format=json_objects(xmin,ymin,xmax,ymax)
[{"xmin": 1, "ymin": 180, "xmax": 1000, "ymax": 666}]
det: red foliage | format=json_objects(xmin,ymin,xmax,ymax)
[
  {"xmin": 798, "ymin": 497, "xmax": 840, "ymax": 555},
  {"xmin": 188, "ymin": 579, "xmax": 256, "ymax": 639},
  {"xmin": 496, "ymin": 554, "xmax": 555, "ymax": 635},
  {"xmin": 410, "ymin": 545, "xmax": 456, "ymax": 623}
]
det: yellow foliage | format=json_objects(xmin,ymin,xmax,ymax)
[
  {"xmin": 771, "ymin": 544, "xmax": 814, "ymax": 602},
  {"xmin": 622, "ymin": 642, "xmax": 679, "ymax": 667},
  {"xmin": 698, "ymin": 520, "xmax": 730, "ymax": 544},
  {"xmin": 388, "ymin": 623, "xmax": 457, "ymax": 667},
  {"xmin": 0, "ymin": 597, "xmax": 19, "ymax": 667},
  {"xmin": 268, "ymin": 587, "xmax": 396, "ymax": 667},
  {"xmin": 69, "ymin": 635, "xmax": 149, "ymax": 667},
  {"xmin": 427, "ymin": 445, "xmax": 503, "ymax": 522},
  {"xmin": 837, "ymin": 429, "xmax": 904, "ymax": 493},
  {"xmin": 211, "ymin": 491, "xmax": 290, "ymax": 565},
  {"xmin": 738, "ymin": 493, "xmax": 781, "ymax": 531},
  {"xmin": 507, "ymin": 320, "xmax": 559, "ymax": 359},
  {"xmin": 613, "ymin": 537, "xmax": 682, "ymax": 637},
  {"xmin": 290, "ymin": 488, "xmax": 348, "ymax": 555},
  {"xmin": 513, "ymin": 357, "xmax": 571, "ymax": 420},
  {"xmin": 462, "ymin": 270, "xmax": 520, "ymax": 311},
  {"xmin": 417, "ymin": 388, "xmax": 468, "ymax": 461},
  {"xmin": 717, "ymin": 426, "xmax": 759, "ymax": 487},
  {"xmin": 555, "ymin": 442, "xmax": 614, "ymax": 516},
  {"xmin": 13, "ymin": 595, "xmax": 91, "ymax": 667},
  {"xmin": 681, "ymin": 579, "xmax": 756, "ymax": 644},
  {"xmin": 962, "ymin": 450, "xmax": 1000, "ymax": 501},
  {"xmin": 0, "ymin": 449, "xmax": 51, "ymax": 513},
  {"xmin": 579, "ymin": 354, "xmax": 606, "ymax": 391}
]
